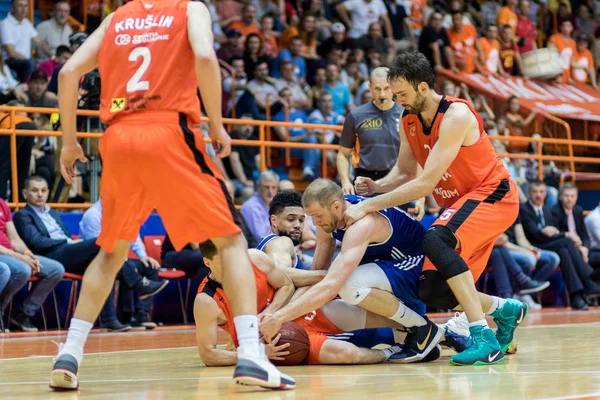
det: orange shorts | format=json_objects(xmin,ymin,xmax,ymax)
[
  {"xmin": 422, "ymin": 179, "xmax": 519, "ymax": 281},
  {"xmin": 295, "ymin": 309, "xmax": 344, "ymax": 365},
  {"xmin": 97, "ymin": 112, "xmax": 241, "ymax": 253}
]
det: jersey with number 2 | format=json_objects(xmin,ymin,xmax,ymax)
[{"xmin": 98, "ymin": 0, "xmax": 200, "ymax": 125}]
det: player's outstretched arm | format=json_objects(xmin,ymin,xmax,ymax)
[
  {"xmin": 193, "ymin": 294, "xmax": 237, "ymax": 366},
  {"xmin": 349, "ymin": 104, "xmax": 472, "ymax": 220},
  {"xmin": 265, "ymin": 237, "xmax": 327, "ymax": 286},
  {"xmin": 259, "ymin": 218, "xmax": 376, "ymax": 341},
  {"xmin": 249, "ymin": 250, "xmax": 295, "ymax": 318},
  {"xmin": 58, "ymin": 14, "xmax": 112, "ymax": 183}
]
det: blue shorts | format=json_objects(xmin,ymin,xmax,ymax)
[{"xmin": 375, "ymin": 258, "xmax": 426, "ymax": 316}]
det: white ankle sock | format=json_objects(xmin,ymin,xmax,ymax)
[
  {"xmin": 486, "ymin": 296, "xmax": 507, "ymax": 315},
  {"xmin": 382, "ymin": 345, "xmax": 402, "ymax": 360},
  {"xmin": 61, "ymin": 318, "xmax": 93, "ymax": 366},
  {"xmin": 234, "ymin": 315, "xmax": 260, "ymax": 358},
  {"xmin": 389, "ymin": 302, "xmax": 427, "ymax": 327},
  {"xmin": 469, "ymin": 319, "xmax": 489, "ymax": 328}
]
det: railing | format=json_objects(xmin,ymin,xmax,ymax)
[
  {"xmin": 2, "ymin": 106, "xmax": 600, "ymax": 212},
  {"xmin": 265, "ymin": 94, "xmax": 290, "ymax": 168}
]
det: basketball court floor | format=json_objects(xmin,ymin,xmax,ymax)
[{"xmin": 1, "ymin": 308, "xmax": 599, "ymax": 399}]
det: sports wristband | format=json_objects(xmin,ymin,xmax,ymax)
[{"xmin": 24, "ymin": 250, "xmax": 33, "ymax": 257}]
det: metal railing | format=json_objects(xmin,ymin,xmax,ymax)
[{"xmin": 2, "ymin": 106, "xmax": 600, "ymax": 212}]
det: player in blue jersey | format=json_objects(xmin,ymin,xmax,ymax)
[{"xmin": 260, "ymin": 179, "xmax": 443, "ymax": 363}]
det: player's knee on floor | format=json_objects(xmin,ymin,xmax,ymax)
[
  {"xmin": 418, "ymin": 271, "xmax": 460, "ymax": 310},
  {"xmin": 422, "ymin": 226, "xmax": 469, "ymax": 280}
]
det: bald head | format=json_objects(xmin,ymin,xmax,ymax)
[
  {"xmin": 369, "ymin": 67, "xmax": 389, "ymax": 83},
  {"xmin": 369, "ymin": 67, "xmax": 393, "ymax": 108}
]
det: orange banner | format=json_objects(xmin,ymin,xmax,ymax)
[{"xmin": 439, "ymin": 70, "xmax": 600, "ymax": 121}]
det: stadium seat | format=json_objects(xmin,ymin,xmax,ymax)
[{"xmin": 7, "ymin": 276, "xmax": 60, "ymax": 331}]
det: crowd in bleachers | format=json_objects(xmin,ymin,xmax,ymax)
[{"xmin": 1, "ymin": 0, "xmax": 600, "ymax": 332}]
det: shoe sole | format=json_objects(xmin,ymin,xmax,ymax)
[
  {"xmin": 389, "ymin": 325, "xmax": 444, "ymax": 364},
  {"xmin": 519, "ymin": 281, "xmax": 550, "ymax": 295},
  {"xmin": 99, "ymin": 326, "xmax": 132, "ymax": 333},
  {"xmin": 49, "ymin": 368, "xmax": 79, "ymax": 391},
  {"xmin": 449, "ymin": 354, "xmax": 505, "ymax": 366},
  {"xmin": 502, "ymin": 303, "xmax": 529, "ymax": 354},
  {"xmin": 139, "ymin": 280, "xmax": 170, "ymax": 300},
  {"xmin": 234, "ymin": 375, "xmax": 295, "ymax": 390},
  {"xmin": 9, "ymin": 318, "xmax": 38, "ymax": 332}
]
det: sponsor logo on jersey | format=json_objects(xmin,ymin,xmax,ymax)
[
  {"xmin": 133, "ymin": 32, "xmax": 169, "ymax": 44},
  {"xmin": 110, "ymin": 98, "xmax": 126, "ymax": 112},
  {"xmin": 359, "ymin": 117, "xmax": 383, "ymax": 130},
  {"xmin": 115, "ymin": 15, "xmax": 174, "ymax": 32},
  {"xmin": 115, "ymin": 34, "xmax": 131, "ymax": 45}
]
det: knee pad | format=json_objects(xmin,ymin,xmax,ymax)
[
  {"xmin": 338, "ymin": 277, "xmax": 373, "ymax": 306},
  {"xmin": 418, "ymin": 271, "xmax": 460, "ymax": 310},
  {"xmin": 422, "ymin": 226, "xmax": 469, "ymax": 280}
]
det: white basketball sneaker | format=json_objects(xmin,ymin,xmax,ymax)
[{"xmin": 233, "ymin": 344, "xmax": 295, "ymax": 390}]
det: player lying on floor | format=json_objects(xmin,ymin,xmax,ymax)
[
  {"xmin": 194, "ymin": 242, "xmax": 429, "ymax": 366},
  {"xmin": 259, "ymin": 179, "xmax": 444, "ymax": 363}
]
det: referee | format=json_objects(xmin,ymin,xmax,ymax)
[{"xmin": 336, "ymin": 67, "xmax": 403, "ymax": 194}]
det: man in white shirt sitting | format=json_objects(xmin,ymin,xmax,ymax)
[
  {"xmin": 35, "ymin": 0, "xmax": 73, "ymax": 64},
  {"xmin": 584, "ymin": 201, "xmax": 600, "ymax": 281}
]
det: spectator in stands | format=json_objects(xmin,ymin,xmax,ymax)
[
  {"xmin": 308, "ymin": 91, "xmax": 345, "ymax": 165},
  {"xmin": 241, "ymin": 170, "xmax": 279, "ymax": 242},
  {"xmin": 246, "ymin": 61, "xmax": 280, "ymax": 118},
  {"xmin": 161, "ymin": 235, "xmax": 208, "ymax": 280},
  {"xmin": 13, "ymin": 176, "xmax": 131, "ymax": 330},
  {"xmin": 295, "ymin": 12, "xmax": 319, "ymax": 60},
  {"xmin": 306, "ymin": 66, "xmax": 327, "ymax": 109},
  {"xmin": 521, "ymin": 180, "xmax": 600, "ymax": 310},
  {"xmin": 548, "ymin": 20, "xmax": 577, "ymax": 84},
  {"xmin": 337, "ymin": 67, "xmax": 401, "ymax": 193},
  {"xmin": 571, "ymin": 33, "xmax": 597, "ymax": 88},
  {"xmin": 575, "ymin": 4, "xmax": 596, "ymax": 37},
  {"xmin": 0, "ymin": 197, "xmax": 63, "ymax": 332},
  {"xmin": 279, "ymin": 180, "xmax": 295, "ymax": 191},
  {"xmin": 584, "ymin": 201, "xmax": 600, "ymax": 279},
  {"xmin": 499, "ymin": 25, "xmax": 526, "ymax": 76},
  {"xmin": 252, "ymin": 0, "xmax": 280, "ymax": 23},
  {"xmin": 407, "ymin": 0, "xmax": 427, "ymax": 38},
  {"xmin": 418, "ymin": 12, "xmax": 451, "ymax": 71},
  {"xmin": 336, "ymin": 0, "xmax": 394, "ymax": 46},
  {"xmin": 35, "ymin": 0, "xmax": 72, "ymax": 64},
  {"xmin": 480, "ymin": 0, "xmax": 502, "ymax": 28},
  {"xmin": 37, "ymin": 45, "xmax": 71, "ymax": 81},
  {"xmin": 224, "ymin": 115, "xmax": 259, "ymax": 202},
  {"xmin": 477, "ymin": 25, "xmax": 502, "ymax": 76},
  {"xmin": 0, "ymin": 0, "xmax": 52, "ymax": 82},
  {"xmin": 215, "ymin": 0, "xmax": 242, "ymax": 29},
  {"xmin": 496, "ymin": 0, "xmax": 518, "ymax": 38},
  {"xmin": 504, "ymin": 214, "xmax": 560, "ymax": 308},
  {"xmin": 222, "ymin": 56, "xmax": 252, "ymax": 117},
  {"xmin": 317, "ymin": 23, "xmax": 353, "ymax": 58},
  {"xmin": 260, "ymin": 14, "xmax": 279, "ymax": 59},
  {"xmin": 227, "ymin": 3, "xmax": 260, "ymax": 39},
  {"xmin": 442, "ymin": 0, "xmax": 474, "ymax": 29},
  {"xmin": 385, "ymin": 0, "xmax": 415, "ymax": 53},
  {"xmin": 47, "ymin": 32, "xmax": 88, "ymax": 94},
  {"xmin": 0, "ymin": 59, "xmax": 27, "ymax": 104},
  {"xmin": 244, "ymin": 33, "xmax": 272, "ymax": 81},
  {"xmin": 273, "ymin": 88, "xmax": 318, "ymax": 181},
  {"xmin": 447, "ymin": 11, "xmax": 479, "ymax": 74},
  {"xmin": 488, "ymin": 235, "xmax": 549, "ymax": 304},
  {"xmin": 516, "ymin": 0, "xmax": 537, "ymax": 54},
  {"xmin": 504, "ymin": 95, "xmax": 537, "ymax": 151},
  {"xmin": 216, "ymin": 29, "xmax": 244, "ymax": 63},
  {"xmin": 272, "ymin": 36, "xmax": 307, "ymax": 82},
  {"xmin": 552, "ymin": 183, "xmax": 599, "ymax": 269},
  {"xmin": 30, "ymin": 113, "xmax": 56, "ymax": 189},
  {"xmin": 0, "ymin": 101, "xmax": 35, "ymax": 201},
  {"xmin": 79, "ymin": 199, "xmax": 168, "ymax": 329},
  {"xmin": 21, "ymin": 70, "xmax": 58, "ymax": 108},
  {"xmin": 274, "ymin": 60, "xmax": 309, "ymax": 110},
  {"xmin": 355, "ymin": 22, "xmax": 390, "ymax": 58},
  {"xmin": 324, "ymin": 63, "xmax": 354, "ymax": 115},
  {"xmin": 341, "ymin": 58, "xmax": 366, "ymax": 96}
]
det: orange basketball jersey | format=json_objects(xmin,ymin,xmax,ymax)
[
  {"xmin": 198, "ymin": 264, "xmax": 275, "ymax": 347},
  {"xmin": 98, "ymin": 0, "xmax": 201, "ymax": 125},
  {"xmin": 401, "ymin": 96, "xmax": 510, "ymax": 208}
]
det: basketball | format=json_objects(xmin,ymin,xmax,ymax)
[{"xmin": 272, "ymin": 322, "xmax": 310, "ymax": 366}]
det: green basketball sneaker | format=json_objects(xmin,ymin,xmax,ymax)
[
  {"xmin": 449, "ymin": 325, "xmax": 504, "ymax": 366},
  {"xmin": 491, "ymin": 299, "xmax": 529, "ymax": 352}
]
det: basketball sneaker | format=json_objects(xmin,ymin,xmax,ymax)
[
  {"xmin": 233, "ymin": 345, "xmax": 295, "ymax": 390},
  {"xmin": 50, "ymin": 345, "xmax": 79, "ymax": 391},
  {"xmin": 388, "ymin": 317, "xmax": 443, "ymax": 363},
  {"xmin": 440, "ymin": 325, "xmax": 470, "ymax": 354},
  {"xmin": 491, "ymin": 299, "xmax": 528, "ymax": 352},
  {"xmin": 449, "ymin": 325, "xmax": 504, "ymax": 366}
]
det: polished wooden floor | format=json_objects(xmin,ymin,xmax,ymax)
[{"xmin": 1, "ymin": 308, "xmax": 600, "ymax": 399}]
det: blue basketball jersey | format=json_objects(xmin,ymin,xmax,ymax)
[
  {"xmin": 256, "ymin": 234, "xmax": 304, "ymax": 270},
  {"xmin": 332, "ymin": 194, "xmax": 426, "ymax": 266}
]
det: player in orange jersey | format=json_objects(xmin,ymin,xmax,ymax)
[
  {"xmin": 194, "ymin": 241, "xmax": 413, "ymax": 366},
  {"xmin": 345, "ymin": 52, "xmax": 527, "ymax": 366},
  {"xmin": 50, "ymin": 0, "xmax": 293, "ymax": 391}
]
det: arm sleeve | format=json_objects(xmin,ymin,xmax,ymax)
[{"xmin": 339, "ymin": 112, "xmax": 356, "ymax": 148}]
